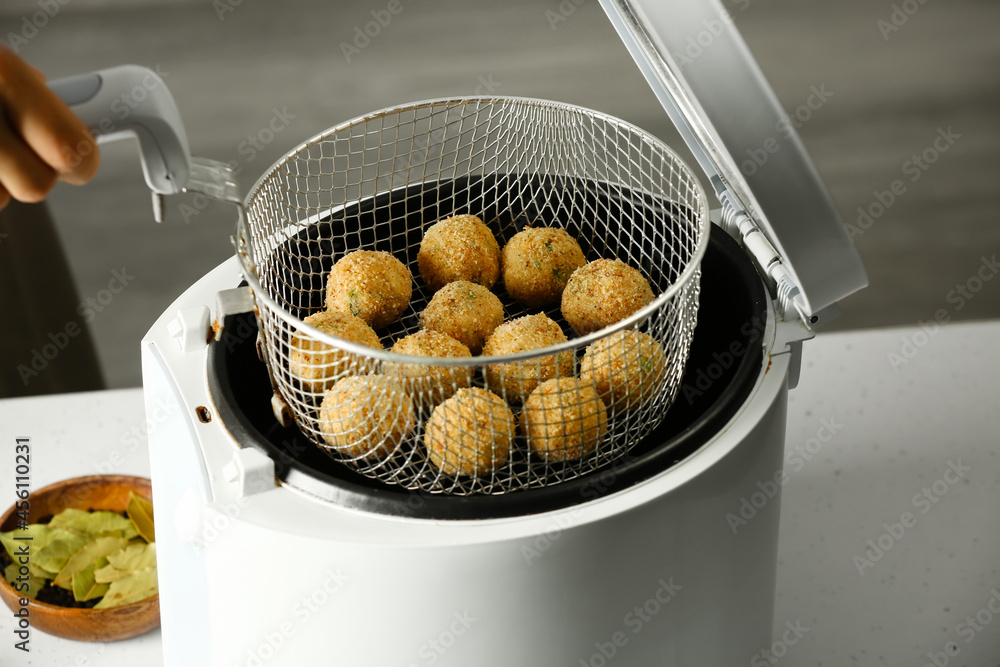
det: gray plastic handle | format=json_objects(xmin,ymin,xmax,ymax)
[{"xmin": 48, "ymin": 65, "xmax": 191, "ymax": 195}]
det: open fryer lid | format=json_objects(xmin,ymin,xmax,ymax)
[{"xmin": 599, "ymin": 0, "xmax": 867, "ymax": 318}]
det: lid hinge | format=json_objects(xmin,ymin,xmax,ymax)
[{"xmin": 717, "ymin": 191, "xmax": 811, "ymax": 326}]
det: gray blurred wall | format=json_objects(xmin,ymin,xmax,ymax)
[{"xmin": 1, "ymin": 0, "xmax": 997, "ymax": 389}]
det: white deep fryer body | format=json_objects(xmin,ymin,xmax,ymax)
[{"xmin": 142, "ymin": 254, "xmax": 792, "ymax": 667}]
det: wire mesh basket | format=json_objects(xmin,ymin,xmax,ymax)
[{"xmin": 236, "ymin": 97, "xmax": 710, "ymax": 496}]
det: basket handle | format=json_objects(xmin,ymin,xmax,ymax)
[{"xmin": 48, "ymin": 65, "xmax": 192, "ymax": 219}]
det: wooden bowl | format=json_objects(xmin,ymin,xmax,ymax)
[{"xmin": 0, "ymin": 475, "xmax": 160, "ymax": 642}]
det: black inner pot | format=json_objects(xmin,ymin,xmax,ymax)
[{"xmin": 208, "ymin": 185, "xmax": 767, "ymax": 520}]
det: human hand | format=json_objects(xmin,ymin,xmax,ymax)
[{"xmin": 0, "ymin": 46, "xmax": 100, "ymax": 212}]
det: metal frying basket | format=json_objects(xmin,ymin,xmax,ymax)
[{"xmin": 237, "ymin": 97, "xmax": 710, "ymax": 496}]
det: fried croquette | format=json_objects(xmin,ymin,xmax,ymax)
[
  {"xmin": 561, "ymin": 259, "xmax": 656, "ymax": 335},
  {"xmin": 288, "ymin": 311, "xmax": 383, "ymax": 393},
  {"xmin": 501, "ymin": 227, "xmax": 586, "ymax": 308},
  {"xmin": 386, "ymin": 329, "xmax": 473, "ymax": 407},
  {"xmin": 318, "ymin": 376, "xmax": 415, "ymax": 460},
  {"xmin": 579, "ymin": 329, "xmax": 667, "ymax": 411},
  {"xmin": 424, "ymin": 387, "xmax": 515, "ymax": 476},
  {"xmin": 417, "ymin": 214, "xmax": 501, "ymax": 291},
  {"xmin": 419, "ymin": 280, "xmax": 504, "ymax": 354},
  {"xmin": 325, "ymin": 250, "xmax": 412, "ymax": 330},
  {"xmin": 482, "ymin": 313, "xmax": 574, "ymax": 404},
  {"xmin": 520, "ymin": 377, "xmax": 608, "ymax": 463}
]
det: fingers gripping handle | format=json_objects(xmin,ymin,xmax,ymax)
[{"xmin": 48, "ymin": 65, "xmax": 192, "ymax": 198}]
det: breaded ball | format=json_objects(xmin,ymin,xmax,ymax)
[
  {"xmin": 579, "ymin": 330, "xmax": 667, "ymax": 411},
  {"xmin": 521, "ymin": 378, "xmax": 608, "ymax": 463},
  {"xmin": 385, "ymin": 330, "xmax": 473, "ymax": 407},
  {"xmin": 424, "ymin": 387, "xmax": 515, "ymax": 476},
  {"xmin": 420, "ymin": 281, "xmax": 504, "ymax": 354},
  {"xmin": 482, "ymin": 313, "xmax": 575, "ymax": 404},
  {"xmin": 318, "ymin": 376, "xmax": 415, "ymax": 460},
  {"xmin": 325, "ymin": 250, "xmax": 412, "ymax": 330},
  {"xmin": 501, "ymin": 227, "xmax": 587, "ymax": 308},
  {"xmin": 417, "ymin": 214, "xmax": 501, "ymax": 291},
  {"xmin": 288, "ymin": 311, "xmax": 383, "ymax": 393},
  {"xmin": 561, "ymin": 259, "xmax": 656, "ymax": 335}
]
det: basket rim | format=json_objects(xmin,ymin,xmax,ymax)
[{"xmin": 235, "ymin": 95, "xmax": 711, "ymax": 368}]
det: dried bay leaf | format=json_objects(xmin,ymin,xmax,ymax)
[
  {"xmin": 94, "ymin": 563, "xmax": 127, "ymax": 584},
  {"xmin": 53, "ymin": 536, "xmax": 128, "ymax": 589},
  {"xmin": 49, "ymin": 508, "xmax": 138, "ymax": 539},
  {"xmin": 93, "ymin": 566, "xmax": 158, "ymax": 609},
  {"xmin": 34, "ymin": 532, "xmax": 92, "ymax": 575},
  {"xmin": 127, "ymin": 492, "xmax": 155, "ymax": 543},
  {"xmin": 2, "ymin": 500, "xmax": 157, "ymax": 607},
  {"xmin": 72, "ymin": 559, "xmax": 111, "ymax": 602},
  {"xmin": 3, "ymin": 562, "xmax": 45, "ymax": 600},
  {"xmin": 107, "ymin": 542, "xmax": 156, "ymax": 571},
  {"xmin": 95, "ymin": 543, "xmax": 156, "ymax": 583},
  {"xmin": 0, "ymin": 523, "xmax": 52, "ymax": 561}
]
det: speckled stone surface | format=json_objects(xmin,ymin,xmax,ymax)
[
  {"xmin": 776, "ymin": 321, "xmax": 1000, "ymax": 666},
  {"xmin": 0, "ymin": 388, "xmax": 161, "ymax": 665},
  {"xmin": 0, "ymin": 322, "xmax": 997, "ymax": 665}
]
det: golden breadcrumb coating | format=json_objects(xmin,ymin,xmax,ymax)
[
  {"xmin": 325, "ymin": 250, "xmax": 412, "ymax": 330},
  {"xmin": 386, "ymin": 329, "xmax": 473, "ymax": 407},
  {"xmin": 501, "ymin": 227, "xmax": 586, "ymax": 308},
  {"xmin": 417, "ymin": 214, "xmax": 501, "ymax": 292},
  {"xmin": 520, "ymin": 377, "xmax": 608, "ymax": 463},
  {"xmin": 420, "ymin": 280, "xmax": 504, "ymax": 354},
  {"xmin": 482, "ymin": 313, "xmax": 574, "ymax": 404},
  {"xmin": 288, "ymin": 311, "xmax": 383, "ymax": 393},
  {"xmin": 424, "ymin": 387, "xmax": 514, "ymax": 476},
  {"xmin": 318, "ymin": 376, "xmax": 415, "ymax": 460},
  {"xmin": 561, "ymin": 259, "xmax": 655, "ymax": 336},
  {"xmin": 579, "ymin": 329, "xmax": 667, "ymax": 411}
]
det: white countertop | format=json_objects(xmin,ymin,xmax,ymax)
[
  {"xmin": 1, "ymin": 321, "xmax": 998, "ymax": 666},
  {"xmin": 0, "ymin": 388, "xmax": 159, "ymax": 667}
]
